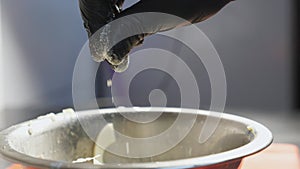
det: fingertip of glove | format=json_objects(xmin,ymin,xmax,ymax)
[
  {"xmin": 106, "ymin": 52, "xmax": 126, "ymax": 65},
  {"xmin": 109, "ymin": 55, "xmax": 129, "ymax": 73}
]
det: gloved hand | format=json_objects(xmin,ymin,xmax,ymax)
[{"xmin": 79, "ymin": 0, "xmax": 234, "ymax": 72}]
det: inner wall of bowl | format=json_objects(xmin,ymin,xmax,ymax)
[
  {"xmin": 7, "ymin": 111, "xmax": 253, "ymax": 163},
  {"xmin": 8, "ymin": 118, "xmax": 95, "ymax": 161}
]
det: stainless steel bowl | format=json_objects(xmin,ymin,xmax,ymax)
[{"xmin": 0, "ymin": 107, "xmax": 272, "ymax": 169}]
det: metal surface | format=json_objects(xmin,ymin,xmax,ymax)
[{"xmin": 0, "ymin": 107, "xmax": 273, "ymax": 169}]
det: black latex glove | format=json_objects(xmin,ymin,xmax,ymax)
[
  {"xmin": 79, "ymin": 0, "xmax": 234, "ymax": 72},
  {"xmin": 79, "ymin": 0, "xmax": 124, "ymax": 37}
]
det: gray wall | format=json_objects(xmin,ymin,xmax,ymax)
[
  {"xmin": 0, "ymin": 4, "xmax": 4, "ymax": 128},
  {"xmin": 199, "ymin": 0, "xmax": 293, "ymax": 111},
  {"xmin": 122, "ymin": 0, "xmax": 293, "ymax": 112},
  {"xmin": 1, "ymin": 0, "xmax": 87, "ymax": 125},
  {"xmin": 0, "ymin": 0, "xmax": 293, "ymax": 126}
]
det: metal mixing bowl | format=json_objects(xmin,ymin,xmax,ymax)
[{"xmin": 0, "ymin": 107, "xmax": 272, "ymax": 169}]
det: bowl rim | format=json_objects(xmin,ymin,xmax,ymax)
[{"xmin": 0, "ymin": 107, "xmax": 273, "ymax": 169}]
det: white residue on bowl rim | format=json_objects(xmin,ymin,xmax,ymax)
[
  {"xmin": 37, "ymin": 113, "xmax": 56, "ymax": 122},
  {"xmin": 72, "ymin": 154, "xmax": 102, "ymax": 164}
]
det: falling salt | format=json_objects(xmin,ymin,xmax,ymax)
[
  {"xmin": 107, "ymin": 79, "xmax": 112, "ymax": 87},
  {"xmin": 126, "ymin": 142, "xmax": 130, "ymax": 155},
  {"xmin": 188, "ymin": 147, "xmax": 193, "ymax": 157}
]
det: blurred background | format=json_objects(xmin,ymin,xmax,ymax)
[{"xmin": 0, "ymin": 0, "xmax": 299, "ymax": 151}]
